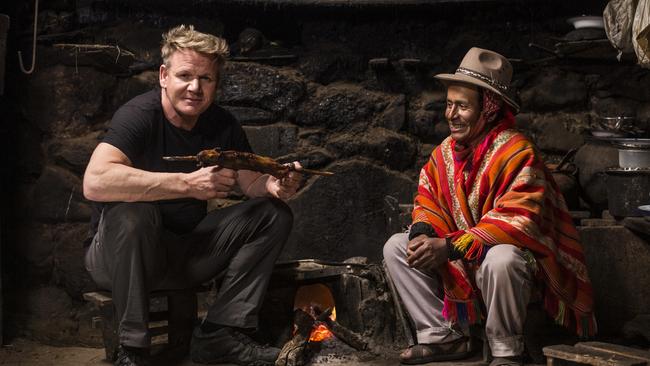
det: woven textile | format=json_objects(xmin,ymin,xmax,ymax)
[{"xmin": 412, "ymin": 119, "xmax": 596, "ymax": 337}]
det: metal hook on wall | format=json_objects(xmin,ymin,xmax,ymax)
[{"xmin": 18, "ymin": 0, "xmax": 39, "ymax": 74}]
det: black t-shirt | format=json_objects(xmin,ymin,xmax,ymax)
[{"xmin": 88, "ymin": 89, "xmax": 252, "ymax": 240}]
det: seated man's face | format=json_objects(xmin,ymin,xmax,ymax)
[
  {"xmin": 445, "ymin": 83, "xmax": 482, "ymax": 143},
  {"xmin": 160, "ymin": 49, "xmax": 219, "ymax": 121}
]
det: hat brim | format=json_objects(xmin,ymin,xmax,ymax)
[{"xmin": 434, "ymin": 73, "xmax": 520, "ymax": 113}]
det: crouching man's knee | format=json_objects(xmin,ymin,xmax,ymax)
[{"xmin": 480, "ymin": 244, "xmax": 530, "ymax": 279}]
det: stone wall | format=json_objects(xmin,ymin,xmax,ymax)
[{"xmin": 2, "ymin": 0, "xmax": 645, "ymax": 345}]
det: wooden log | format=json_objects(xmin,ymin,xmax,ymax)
[
  {"xmin": 275, "ymin": 309, "xmax": 314, "ymax": 366},
  {"xmin": 324, "ymin": 317, "xmax": 368, "ymax": 351}
]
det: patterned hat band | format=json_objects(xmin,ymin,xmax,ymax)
[{"xmin": 456, "ymin": 67, "xmax": 509, "ymax": 94}]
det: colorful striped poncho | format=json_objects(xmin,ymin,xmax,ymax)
[{"xmin": 412, "ymin": 123, "xmax": 596, "ymax": 337}]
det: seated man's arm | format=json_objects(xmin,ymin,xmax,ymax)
[{"xmin": 83, "ymin": 142, "xmax": 236, "ymax": 202}]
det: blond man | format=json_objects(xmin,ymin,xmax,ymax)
[{"xmin": 83, "ymin": 25, "xmax": 301, "ymax": 366}]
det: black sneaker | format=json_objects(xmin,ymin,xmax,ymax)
[
  {"xmin": 114, "ymin": 345, "xmax": 149, "ymax": 366},
  {"xmin": 190, "ymin": 326, "xmax": 281, "ymax": 366}
]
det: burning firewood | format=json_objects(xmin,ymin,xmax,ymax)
[
  {"xmin": 275, "ymin": 309, "xmax": 315, "ymax": 366},
  {"xmin": 317, "ymin": 308, "xmax": 368, "ymax": 351}
]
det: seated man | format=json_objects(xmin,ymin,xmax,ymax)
[
  {"xmin": 383, "ymin": 47, "xmax": 596, "ymax": 366},
  {"xmin": 83, "ymin": 25, "xmax": 302, "ymax": 366}
]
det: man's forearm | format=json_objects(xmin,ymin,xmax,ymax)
[{"xmin": 83, "ymin": 163, "xmax": 189, "ymax": 202}]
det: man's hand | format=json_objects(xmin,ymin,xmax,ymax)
[
  {"xmin": 406, "ymin": 234, "xmax": 448, "ymax": 271},
  {"xmin": 185, "ymin": 166, "xmax": 238, "ymax": 200},
  {"xmin": 266, "ymin": 161, "xmax": 303, "ymax": 200}
]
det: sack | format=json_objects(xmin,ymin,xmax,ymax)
[
  {"xmin": 604, "ymin": 0, "xmax": 638, "ymax": 58},
  {"xmin": 633, "ymin": 0, "xmax": 650, "ymax": 67}
]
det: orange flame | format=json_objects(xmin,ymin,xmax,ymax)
[
  {"xmin": 309, "ymin": 323, "xmax": 333, "ymax": 342},
  {"xmin": 293, "ymin": 284, "xmax": 337, "ymax": 342}
]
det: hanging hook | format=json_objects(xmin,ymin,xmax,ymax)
[{"xmin": 18, "ymin": 0, "xmax": 39, "ymax": 74}]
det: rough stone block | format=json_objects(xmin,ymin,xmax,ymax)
[
  {"xmin": 32, "ymin": 165, "xmax": 91, "ymax": 223},
  {"xmin": 220, "ymin": 62, "xmax": 306, "ymax": 113},
  {"xmin": 8, "ymin": 222, "xmax": 56, "ymax": 280},
  {"xmin": 378, "ymin": 95, "xmax": 406, "ymax": 131},
  {"xmin": 111, "ymin": 71, "xmax": 159, "ymax": 110},
  {"xmin": 53, "ymin": 223, "xmax": 97, "ymax": 299},
  {"xmin": 520, "ymin": 68, "xmax": 587, "ymax": 111},
  {"xmin": 284, "ymin": 159, "xmax": 416, "ymax": 263},
  {"xmin": 21, "ymin": 65, "xmax": 116, "ymax": 136},
  {"xmin": 243, "ymin": 123, "xmax": 298, "ymax": 158},
  {"xmin": 523, "ymin": 113, "xmax": 586, "ymax": 153},
  {"xmin": 578, "ymin": 225, "xmax": 650, "ymax": 336},
  {"xmin": 48, "ymin": 131, "xmax": 102, "ymax": 175},
  {"xmin": 224, "ymin": 106, "xmax": 276, "ymax": 125},
  {"xmin": 295, "ymin": 82, "xmax": 392, "ymax": 129},
  {"xmin": 326, "ymin": 127, "xmax": 417, "ymax": 171}
]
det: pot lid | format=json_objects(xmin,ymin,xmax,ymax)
[
  {"xmin": 606, "ymin": 167, "xmax": 650, "ymax": 174},
  {"xmin": 608, "ymin": 138, "xmax": 650, "ymax": 149}
]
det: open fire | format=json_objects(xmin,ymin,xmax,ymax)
[{"xmin": 293, "ymin": 283, "xmax": 337, "ymax": 342}]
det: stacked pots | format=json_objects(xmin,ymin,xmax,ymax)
[{"xmin": 606, "ymin": 139, "xmax": 650, "ymax": 217}]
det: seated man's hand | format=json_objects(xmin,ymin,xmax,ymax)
[
  {"xmin": 185, "ymin": 166, "xmax": 238, "ymax": 200},
  {"xmin": 406, "ymin": 234, "xmax": 448, "ymax": 271},
  {"xmin": 266, "ymin": 161, "xmax": 303, "ymax": 200}
]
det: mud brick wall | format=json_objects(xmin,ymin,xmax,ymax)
[{"xmin": 2, "ymin": 0, "xmax": 646, "ymax": 345}]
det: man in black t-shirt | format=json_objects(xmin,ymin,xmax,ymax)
[{"xmin": 83, "ymin": 25, "xmax": 302, "ymax": 366}]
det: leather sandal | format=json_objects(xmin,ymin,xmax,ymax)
[
  {"xmin": 489, "ymin": 355, "xmax": 524, "ymax": 366},
  {"xmin": 399, "ymin": 337, "xmax": 472, "ymax": 365}
]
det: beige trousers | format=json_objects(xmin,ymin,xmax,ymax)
[{"xmin": 383, "ymin": 233, "xmax": 533, "ymax": 357}]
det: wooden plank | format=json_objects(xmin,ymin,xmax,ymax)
[
  {"xmin": 576, "ymin": 343, "xmax": 650, "ymax": 362},
  {"xmin": 543, "ymin": 344, "xmax": 646, "ymax": 366},
  {"xmin": 570, "ymin": 211, "xmax": 591, "ymax": 220},
  {"xmin": 149, "ymin": 325, "xmax": 169, "ymax": 337},
  {"xmin": 83, "ymin": 291, "xmax": 113, "ymax": 306}
]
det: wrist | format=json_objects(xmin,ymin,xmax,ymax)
[
  {"xmin": 446, "ymin": 237, "xmax": 464, "ymax": 261},
  {"xmin": 179, "ymin": 172, "xmax": 193, "ymax": 197},
  {"xmin": 409, "ymin": 222, "xmax": 436, "ymax": 240}
]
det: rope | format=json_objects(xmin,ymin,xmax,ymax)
[{"xmin": 18, "ymin": 0, "xmax": 39, "ymax": 74}]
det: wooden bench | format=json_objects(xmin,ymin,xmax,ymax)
[
  {"xmin": 84, "ymin": 287, "xmax": 205, "ymax": 361},
  {"xmin": 543, "ymin": 342, "xmax": 650, "ymax": 366}
]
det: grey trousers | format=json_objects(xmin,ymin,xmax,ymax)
[
  {"xmin": 383, "ymin": 233, "xmax": 533, "ymax": 357},
  {"xmin": 85, "ymin": 197, "xmax": 293, "ymax": 348}
]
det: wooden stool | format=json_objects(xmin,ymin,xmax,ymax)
[
  {"xmin": 543, "ymin": 342, "xmax": 650, "ymax": 366},
  {"xmin": 84, "ymin": 288, "xmax": 202, "ymax": 361}
]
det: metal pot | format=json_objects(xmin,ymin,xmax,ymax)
[
  {"xmin": 606, "ymin": 169, "xmax": 650, "ymax": 217},
  {"xmin": 618, "ymin": 148, "xmax": 650, "ymax": 169}
]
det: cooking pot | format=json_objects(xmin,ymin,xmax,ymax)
[
  {"xmin": 618, "ymin": 149, "xmax": 650, "ymax": 169},
  {"xmin": 606, "ymin": 169, "xmax": 650, "ymax": 217}
]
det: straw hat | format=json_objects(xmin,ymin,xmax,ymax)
[{"xmin": 434, "ymin": 47, "xmax": 520, "ymax": 113}]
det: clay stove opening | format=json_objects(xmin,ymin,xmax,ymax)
[
  {"xmin": 293, "ymin": 283, "xmax": 336, "ymax": 342},
  {"xmin": 256, "ymin": 259, "xmax": 408, "ymax": 364}
]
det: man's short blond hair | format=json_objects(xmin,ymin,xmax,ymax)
[{"xmin": 161, "ymin": 24, "xmax": 230, "ymax": 68}]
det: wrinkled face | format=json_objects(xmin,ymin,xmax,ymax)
[
  {"xmin": 445, "ymin": 84, "xmax": 482, "ymax": 143},
  {"xmin": 159, "ymin": 49, "xmax": 219, "ymax": 127}
]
